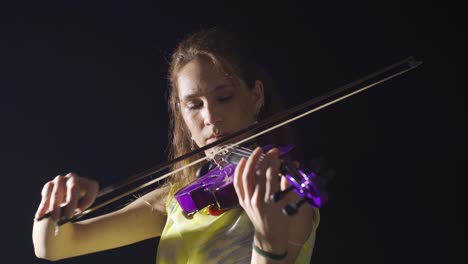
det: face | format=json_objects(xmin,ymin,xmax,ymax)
[{"xmin": 177, "ymin": 57, "xmax": 264, "ymax": 155}]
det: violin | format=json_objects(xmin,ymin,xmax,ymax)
[
  {"xmin": 174, "ymin": 144, "xmax": 326, "ymax": 216},
  {"xmin": 40, "ymin": 56, "xmax": 421, "ymax": 225}
]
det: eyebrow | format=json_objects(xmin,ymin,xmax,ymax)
[{"xmin": 180, "ymin": 84, "xmax": 232, "ymax": 101}]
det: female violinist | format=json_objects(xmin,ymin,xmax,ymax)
[{"xmin": 33, "ymin": 27, "xmax": 320, "ymax": 264}]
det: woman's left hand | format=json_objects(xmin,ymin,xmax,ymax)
[{"xmin": 233, "ymin": 146, "xmax": 290, "ymax": 253}]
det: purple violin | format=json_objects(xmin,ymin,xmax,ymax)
[{"xmin": 174, "ymin": 144, "xmax": 328, "ymax": 216}]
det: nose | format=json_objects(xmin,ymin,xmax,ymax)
[{"xmin": 202, "ymin": 102, "xmax": 223, "ymax": 126}]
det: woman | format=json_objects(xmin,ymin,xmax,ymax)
[{"xmin": 33, "ymin": 27, "xmax": 320, "ymax": 263}]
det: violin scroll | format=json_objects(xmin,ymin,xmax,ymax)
[{"xmin": 271, "ymin": 159, "xmax": 329, "ymax": 216}]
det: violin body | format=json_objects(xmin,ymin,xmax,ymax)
[
  {"xmin": 174, "ymin": 162, "xmax": 238, "ymax": 215},
  {"xmin": 174, "ymin": 144, "xmax": 326, "ymax": 215}
]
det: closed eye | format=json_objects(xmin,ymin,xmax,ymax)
[
  {"xmin": 184, "ymin": 94, "xmax": 232, "ymax": 110},
  {"xmin": 187, "ymin": 102, "xmax": 203, "ymax": 110},
  {"xmin": 219, "ymin": 95, "xmax": 233, "ymax": 102}
]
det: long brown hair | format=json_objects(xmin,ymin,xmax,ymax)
[{"xmin": 165, "ymin": 27, "xmax": 294, "ymax": 190}]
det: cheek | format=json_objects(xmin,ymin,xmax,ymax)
[
  {"xmin": 243, "ymin": 94, "xmax": 257, "ymax": 115},
  {"xmin": 182, "ymin": 111, "xmax": 203, "ymax": 134},
  {"xmin": 234, "ymin": 100, "xmax": 256, "ymax": 125}
]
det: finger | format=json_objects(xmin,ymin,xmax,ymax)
[
  {"xmin": 234, "ymin": 157, "xmax": 247, "ymax": 207},
  {"xmin": 49, "ymin": 175, "xmax": 66, "ymax": 221},
  {"xmin": 242, "ymin": 147, "xmax": 262, "ymax": 204},
  {"xmin": 280, "ymin": 175, "xmax": 290, "ymax": 190},
  {"xmin": 279, "ymin": 176, "xmax": 297, "ymax": 204},
  {"xmin": 64, "ymin": 174, "xmax": 80, "ymax": 219},
  {"xmin": 35, "ymin": 181, "xmax": 54, "ymax": 219},
  {"xmin": 265, "ymin": 148, "xmax": 281, "ymax": 201},
  {"xmin": 253, "ymin": 150, "xmax": 269, "ymax": 205},
  {"xmin": 77, "ymin": 178, "xmax": 99, "ymax": 211}
]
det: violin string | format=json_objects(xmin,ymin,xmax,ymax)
[{"xmin": 228, "ymin": 147, "xmax": 267, "ymax": 166}]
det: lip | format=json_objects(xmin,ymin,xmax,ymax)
[{"xmin": 206, "ymin": 134, "xmax": 226, "ymax": 144}]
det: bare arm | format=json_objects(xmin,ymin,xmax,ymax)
[
  {"xmin": 251, "ymin": 206, "xmax": 316, "ymax": 264},
  {"xmin": 32, "ymin": 173, "xmax": 168, "ymax": 261}
]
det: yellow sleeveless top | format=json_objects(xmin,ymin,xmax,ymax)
[{"xmin": 156, "ymin": 184, "xmax": 320, "ymax": 264}]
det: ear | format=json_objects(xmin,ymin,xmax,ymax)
[{"xmin": 251, "ymin": 80, "xmax": 265, "ymax": 116}]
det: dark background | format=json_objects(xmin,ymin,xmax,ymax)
[{"xmin": 1, "ymin": 1, "xmax": 464, "ymax": 263}]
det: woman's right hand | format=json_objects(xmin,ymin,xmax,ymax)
[{"xmin": 35, "ymin": 172, "xmax": 99, "ymax": 222}]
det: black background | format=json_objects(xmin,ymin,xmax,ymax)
[{"xmin": 1, "ymin": 1, "xmax": 464, "ymax": 263}]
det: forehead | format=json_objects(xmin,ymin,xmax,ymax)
[{"xmin": 177, "ymin": 57, "xmax": 233, "ymax": 98}]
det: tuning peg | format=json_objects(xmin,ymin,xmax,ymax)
[
  {"xmin": 282, "ymin": 197, "xmax": 307, "ymax": 216},
  {"xmin": 270, "ymin": 186, "xmax": 294, "ymax": 203}
]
